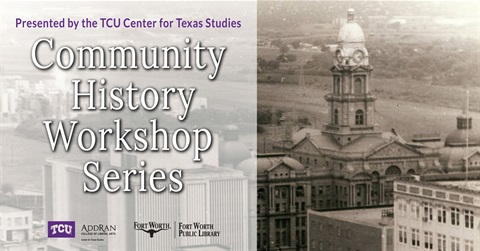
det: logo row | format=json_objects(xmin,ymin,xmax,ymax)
[{"xmin": 48, "ymin": 221, "xmax": 220, "ymax": 239}]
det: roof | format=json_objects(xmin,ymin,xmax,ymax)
[
  {"xmin": 309, "ymin": 206, "xmax": 393, "ymax": 228},
  {"xmin": 13, "ymin": 188, "xmax": 43, "ymax": 196},
  {"xmin": 237, "ymin": 154, "xmax": 306, "ymax": 174},
  {"xmin": 439, "ymin": 146, "xmax": 480, "ymax": 168},
  {"xmin": 219, "ymin": 140, "xmax": 252, "ymax": 166},
  {"xmin": 0, "ymin": 205, "xmax": 29, "ymax": 213},
  {"xmin": 292, "ymin": 128, "xmax": 405, "ymax": 155},
  {"xmin": 444, "ymin": 128, "xmax": 480, "ymax": 147},
  {"xmin": 396, "ymin": 179, "xmax": 480, "ymax": 198},
  {"xmin": 338, "ymin": 22, "xmax": 365, "ymax": 44},
  {"xmin": 435, "ymin": 180, "xmax": 480, "ymax": 194}
]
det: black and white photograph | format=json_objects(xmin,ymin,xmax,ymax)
[{"xmin": 256, "ymin": 1, "xmax": 479, "ymax": 251}]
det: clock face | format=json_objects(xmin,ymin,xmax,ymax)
[
  {"xmin": 352, "ymin": 50, "xmax": 364, "ymax": 64},
  {"xmin": 335, "ymin": 50, "xmax": 342, "ymax": 63}
]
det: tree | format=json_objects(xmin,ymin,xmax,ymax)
[
  {"xmin": 280, "ymin": 45, "xmax": 290, "ymax": 54},
  {"xmin": 276, "ymin": 54, "xmax": 297, "ymax": 63},
  {"xmin": 291, "ymin": 40, "xmax": 301, "ymax": 49},
  {"xmin": 271, "ymin": 39, "xmax": 283, "ymax": 48}
]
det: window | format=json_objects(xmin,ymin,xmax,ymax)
[
  {"xmin": 14, "ymin": 217, "xmax": 22, "ymax": 226},
  {"xmin": 464, "ymin": 210, "xmax": 474, "ymax": 229},
  {"xmin": 121, "ymin": 153, "xmax": 137, "ymax": 168},
  {"xmin": 398, "ymin": 199, "xmax": 407, "ymax": 216},
  {"xmin": 319, "ymin": 186, "xmax": 324, "ymax": 195},
  {"xmin": 354, "ymin": 77, "xmax": 362, "ymax": 94},
  {"xmin": 355, "ymin": 110, "xmax": 364, "ymax": 125},
  {"xmin": 275, "ymin": 219, "xmax": 291, "ymax": 247},
  {"xmin": 451, "ymin": 237, "xmax": 460, "ymax": 251},
  {"xmin": 411, "ymin": 202, "xmax": 420, "ymax": 219},
  {"xmin": 437, "ymin": 206, "xmax": 446, "ymax": 223},
  {"xmin": 301, "ymin": 230, "xmax": 306, "ymax": 245},
  {"xmin": 334, "ymin": 77, "xmax": 341, "ymax": 94},
  {"xmin": 306, "ymin": 157, "xmax": 310, "ymax": 164},
  {"xmin": 451, "ymin": 207, "xmax": 460, "ymax": 226},
  {"xmin": 411, "ymin": 228, "xmax": 420, "ymax": 247},
  {"xmin": 464, "ymin": 239, "xmax": 474, "ymax": 251},
  {"xmin": 334, "ymin": 109, "xmax": 339, "ymax": 125},
  {"xmin": 257, "ymin": 188, "xmax": 266, "ymax": 200},
  {"xmin": 437, "ymin": 234, "xmax": 446, "ymax": 251},
  {"xmin": 424, "ymin": 231, "xmax": 433, "ymax": 250},
  {"xmin": 423, "ymin": 202, "xmax": 433, "ymax": 221},
  {"xmin": 398, "ymin": 225, "xmax": 407, "ymax": 244},
  {"xmin": 296, "ymin": 186, "xmax": 305, "ymax": 197}
]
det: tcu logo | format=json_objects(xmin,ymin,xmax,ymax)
[{"xmin": 48, "ymin": 221, "xmax": 75, "ymax": 238}]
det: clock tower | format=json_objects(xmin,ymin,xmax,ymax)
[{"xmin": 323, "ymin": 8, "xmax": 379, "ymax": 145}]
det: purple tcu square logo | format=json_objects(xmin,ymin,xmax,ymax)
[{"xmin": 48, "ymin": 221, "xmax": 75, "ymax": 238}]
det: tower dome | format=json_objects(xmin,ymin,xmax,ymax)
[
  {"xmin": 337, "ymin": 8, "xmax": 365, "ymax": 44},
  {"xmin": 219, "ymin": 124, "xmax": 252, "ymax": 167},
  {"xmin": 444, "ymin": 114, "xmax": 480, "ymax": 147}
]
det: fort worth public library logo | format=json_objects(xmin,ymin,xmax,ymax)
[
  {"xmin": 48, "ymin": 221, "xmax": 75, "ymax": 238},
  {"xmin": 134, "ymin": 221, "xmax": 171, "ymax": 238}
]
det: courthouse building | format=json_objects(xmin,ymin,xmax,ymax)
[{"xmin": 275, "ymin": 8, "xmax": 441, "ymax": 211}]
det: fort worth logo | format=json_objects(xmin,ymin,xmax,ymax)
[{"xmin": 134, "ymin": 221, "xmax": 171, "ymax": 238}]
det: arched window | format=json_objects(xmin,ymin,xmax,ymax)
[
  {"xmin": 354, "ymin": 77, "xmax": 362, "ymax": 94},
  {"xmin": 355, "ymin": 110, "xmax": 364, "ymax": 125},
  {"xmin": 257, "ymin": 188, "xmax": 266, "ymax": 200},
  {"xmin": 385, "ymin": 165, "xmax": 402, "ymax": 176},
  {"xmin": 334, "ymin": 77, "xmax": 341, "ymax": 94},
  {"xmin": 296, "ymin": 186, "xmax": 305, "ymax": 197},
  {"xmin": 407, "ymin": 169, "xmax": 416, "ymax": 175},
  {"xmin": 334, "ymin": 109, "xmax": 339, "ymax": 125}
]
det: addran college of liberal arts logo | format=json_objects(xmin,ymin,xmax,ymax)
[
  {"xmin": 134, "ymin": 222, "xmax": 171, "ymax": 238},
  {"xmin": 48, "ymin": 221, "xmax": 75, "ymax": 238}
]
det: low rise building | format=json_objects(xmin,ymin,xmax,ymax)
[
  {"xmin": 394, "ymin": 179, "xmax": 479, "ymax": 251},
  {"xmin": 0, "ymin": 204, "xmax": 34, "ymax": 251},
  {"xmin": 308, "ymin": 206, "xmax": 394, "ymax": 251}
]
